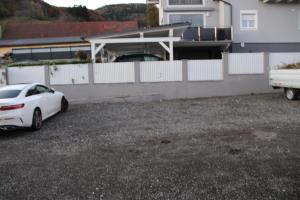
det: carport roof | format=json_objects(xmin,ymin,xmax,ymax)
[
  {"xmin": 87, "ymin": 23, "xmax": 190, "ymax": 62},
  {"xmin": 85, "ymin": 23, "xmax": 190, "ymax": 40}
]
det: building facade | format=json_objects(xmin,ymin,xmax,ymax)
[{"xmin": 158, "ymin": 0, "xmax": 300, "ymax": 54}]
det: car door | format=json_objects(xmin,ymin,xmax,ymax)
[
  {"xmin": 26, "ymin": 86, "xmax": 49, "ymax": 119},
  {"xmin": 49, "ymin": 88, "xmax": 62, "ymax": 113},
  {"xmin": 36, "ymin": 85, "xmax": 58, "ymax": 116}
]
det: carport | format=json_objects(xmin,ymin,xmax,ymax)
[{"xmin": 85, "ymin": 23, "xmax": 189, "ymax": 63}]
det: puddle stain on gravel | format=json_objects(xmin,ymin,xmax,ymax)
[
  {"xmin": 161, "ymin": 140, "xmax": 172, "ymax": 144},
  {"xmin": 253, "ymin": 130, "xmax": 278, "ymax": 141},
  {"xmin": 228, "ymin": 147, "xmax": 242, "ymax": 155}
]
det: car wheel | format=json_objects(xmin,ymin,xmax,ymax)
[
  {"xmin": 61, "ymin": 97, "xmax": 69, "ymax": 112},
  {"xmin": 31, "ymin": 109, "xmax": 42, "ymax": 131},
  {"xmin": 284, "ymin": 88, "xmax": 297, "ymax": 100}
]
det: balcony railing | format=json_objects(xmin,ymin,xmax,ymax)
[
  {"xmin": 182, "ymin": 27, "xmax": 233, "ymax": 42},
  {"xmin": 261, "ymin": 0, "xmax": 299, "ymax": 4}
]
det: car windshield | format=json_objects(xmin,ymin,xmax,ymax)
[{"xmin": 0, "ymin": 90, "xmax": 22, "ymax": 99}]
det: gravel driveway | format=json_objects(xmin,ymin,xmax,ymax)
[{"xmin": 0, "ymin": 93, "xmax": 299, "ymax": 200}]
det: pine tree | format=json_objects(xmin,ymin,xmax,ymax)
[{"xmin": 147, "ymin": 4, "xmax": 159, "ymax": 27}]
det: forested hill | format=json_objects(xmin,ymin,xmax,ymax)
[
  {"xmin": 96, "ymin": 4, "xmax": 147, "ymax": 21},
  {"xmin": 0, "ymin": 0, "xmax": 147, "ymax": 24}
]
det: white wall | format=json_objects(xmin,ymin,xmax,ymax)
[
  {"xmin": 49, "ymin": 64, "xmax": 89, "ymax": 85},
  {"xmin": 6, "ymin": 52, "xmax": 300, "ymax": 89},
  {"xmin": 229, "ymin": 53, "xmax": 264, "ymax": 75},
  {"xmin": 8, "ymin": 66, "xmax": 46, "ymax": 84},
  {"xmin": 188, "ymin": 60, "xmax": 223, "ymax": 81},
  {"xmin": 140, "ymin": 61, "xmax": 182, "ymax": 82},
  {"xmin": 0, "ymin": 68, "xmax": 7, "ymax": 87},
  {"xmin": 94, "ymin": 62, "xmax": 135, "ymax": 83},
  {"xmin": 269, "ymin": 53, "xmax": 300, "ymax": 70}
]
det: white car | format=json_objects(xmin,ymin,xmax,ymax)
[{"xmin": 0, "ymin": 83, "xmax": 68, "ymax": 131}]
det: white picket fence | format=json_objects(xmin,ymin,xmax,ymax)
[
  {"xmin": 5, "ymin": 52, "xmax": 300, "ymax": 86},
  {"xmin": 49, "ymin": 64, "xmax": 89, "ymax": 85},
  {"xmin": 229, "ymin": 53, "xmax": 264, "ymax": 75},
  {"xmin": 140, "ymin": 61, "xmax": 183, "ymax": 82},
  {"xmin": 188, "ymin": 60, "xmax": 223, "ymax": 81},
  {"xmin": 8, "ymin": 66, "xmax": 46, "ymax": 84},
  {"xmin": 94, "ymin": 62, "xmax": 135, "ymax": 83}
]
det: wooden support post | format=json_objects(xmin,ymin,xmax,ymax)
[
  {"xmin": 169, "ymin": 41, "xmax": 174, "ymax": 61},
  {"xmin": 91, "ymin": 43, "xmax": 96, "ymax": 63}
]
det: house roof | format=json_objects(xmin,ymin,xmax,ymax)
[{"xmin": 2, "ymin": 21, "xmax": 138, "ymax": 40}]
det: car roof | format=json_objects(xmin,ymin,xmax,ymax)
[
  {"xmin": 0, "ymin": 83, "xmax": 37, "ymax": 91},
  {"xmin": 118, "ymin": 54, "xmax": 159, "ymax": 58}
]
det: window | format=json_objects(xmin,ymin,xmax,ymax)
[
  {"xmin": 144, "ymin": 55, "xmax": 161, "ymax": 61},
  {"xmin": 26, "ymin": 86, "xmax": 38, "ymax": 97},
  {"xmin": 169, "ymin": 13, "xmax": 205, "ymax": 27},
  {"xmin": 0, "ymin": 90, "xmax": 21, "ymax": 99},
  {"xmin": 240, "ymin": 10, "xmax": 258, "ymax": 30},
  {"xmin": 36, "ymin": 85, "xmax": 50, "ymax": 94},
  {"xmin": 169, "ymin": 0, "xmax": 203, "ymax": 5},
  {"xmin": 26, "ymin": 85, "xmax": 50, "ymax": 97}
]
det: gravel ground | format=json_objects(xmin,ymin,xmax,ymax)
[{"xmin": 0, "ymin": 93, "xmax": 299, "ymax": 200}]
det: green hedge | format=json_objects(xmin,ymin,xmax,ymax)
[{"xmin": 8, "ymin": 59, "xmax": 92, "ymax": 67}]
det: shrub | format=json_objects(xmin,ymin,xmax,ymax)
[
  {"xmin": 281, "ymin": 62, "xmax": 300, "ymax": 69},
  {"xmin": 76, "ymin": 50, "xmax": 89, "ymax": 61},
  {"xmin": 8, "ymin": 59, "xmax": 91, "ymax": 67}
]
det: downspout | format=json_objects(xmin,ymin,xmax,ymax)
[
  {"xmin": 214, "ymin": 0, "xmax": 233, "ymax": 26},
  {"xmin": 223, "ymin": 0, "xmax": 233, "ymax": 27},
  {"xmin": 214, "ymin": 0, "xmax": 233, "ymax": 53}
]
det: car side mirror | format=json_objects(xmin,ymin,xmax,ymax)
[{"xmin": 49, "ymin": 89, "xmax": 55, "ymax": 94}]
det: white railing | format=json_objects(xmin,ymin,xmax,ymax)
[
  {"xmin": 8, "ymin": 66, "xmax": 46, "ymax": 84},
  {"xmin": 140, "ymin": 61, "xmax": 182, "ymax": 82},
  {"xmin": 188, "ymin": 60, "xmax": 223, "ymax": 81},
  {"xmin": 269, "ymin": 53, "xmax": 300, "ymax": 70},
  {"xmin": 229, "ymin": 53, "xmax": 264, "ymax": 75},
  {"xmin": 49, "ymin": 64, "xmax": 89, "ymax": 85},
  {"xmin": 94, "ymin": 62, "xmax": 135, "ymax": 83}
]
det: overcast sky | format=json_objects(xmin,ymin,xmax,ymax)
[{"xmin": 43, "ymin": 0, "xmax": 146, "ymax": 9}]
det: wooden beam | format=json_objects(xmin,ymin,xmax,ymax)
[
  {"xmin": 158, "ymin": 42, "xmax": 170, "ymax": 53},
  {"xmin": 95, "ymin": 43, "xmax": 106, "ymax": 55},
  {"xmin": 169, "ymin": 41, "xmax": 174, "ymax": 61},
  {"xmin": 91, "ymin": 43, "xmax": 96, "ymax": 63}
]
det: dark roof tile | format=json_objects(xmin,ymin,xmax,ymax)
[{"xmin": 3, "ymin": 21, "xmax": 138, "ymax": 40}]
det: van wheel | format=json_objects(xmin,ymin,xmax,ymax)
[
  {"xmin": 31, "ymin": 109, "xmax": 42, "ymax": 131},
  {"xmin": 284, "ymin": 88, "xmax": 297, "ymax": 100},
  {"xmin": 61, "ymin": 97, "xmax": 69, "ymax": 112}
]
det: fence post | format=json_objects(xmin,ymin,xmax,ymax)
[
  {"xmin": 134, "ymin": 62, "xmax": 140, "ymax": 84},
  {"xmin": 264, "ymin": 52, "xmax": 270, "ymax": 73},
  {"xmin": 222, "ymin": 52, "xmax": 229, "ymax": 79},
  {"xmin": 182, "ymin": 60, "xmax": 188, "ymax": 83},
  {"xmin": 44, "ymin": 65, "xmax": 50, "ymax": 86},
  {"xmin": 88, "ymin": 63, "xmax": 94, "ymax": 85},
  {"xmin": 5, "ymin": 67, "xmax": 9, "ymax": 85}
]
